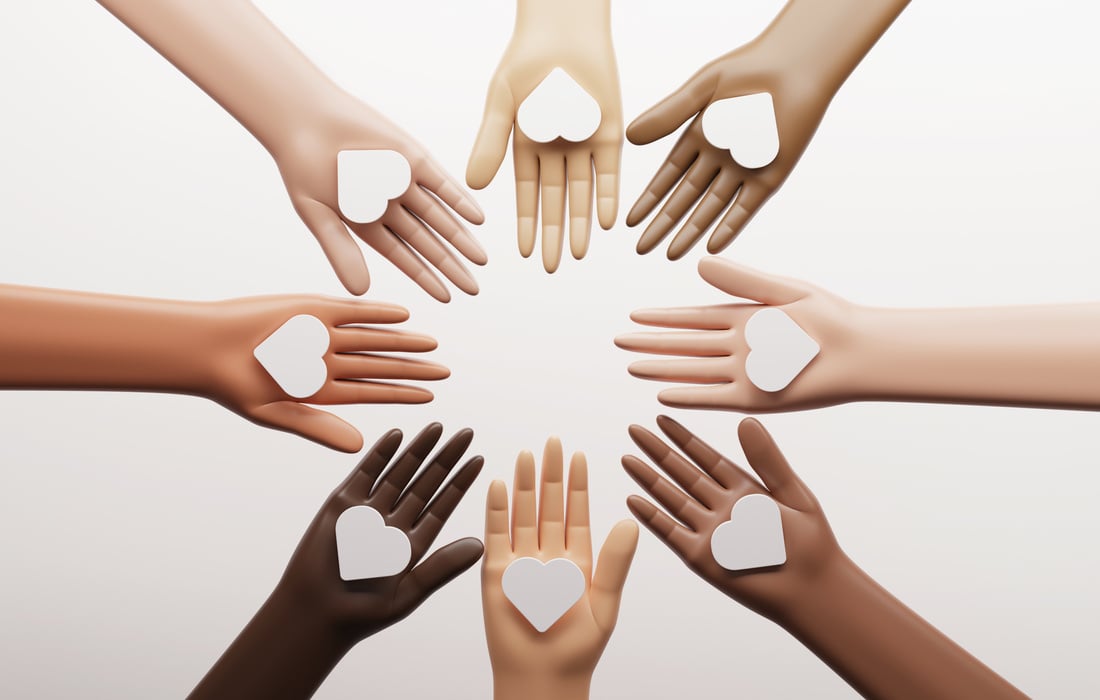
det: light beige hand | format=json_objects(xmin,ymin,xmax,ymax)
[
  {"xmin": 466, "ymin": 0, "xmax": 622, "ymax": 272},
  {"xmin": 616, "ymin": 257, "xmax": 859, "ymax": 412},
  {"xmin": 618, "ymin": 256, "xmax": 1100, "ymax": 413},
  {"xmin": 97, "ymin": 0, "xmax": 486, "ymax": 300},
  {"xmin": 627, "ymin": 0, "xmax": 909, "ymax": 258},
  {"xmin": 482, "ymin": 438, "xmax": 638, "ymax": 700}
]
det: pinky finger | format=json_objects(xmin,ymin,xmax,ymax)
[
  {"xmin": 593, "ymin": 141, "xmax": 621, "ymax": 230},
  {"xmin": 657, "ymin": 384, "xmax": 739, "ymax": 410},
  {"xmin": 420, "ymin": 159, "xmax": 486, "ymax": 225},
  {"xmin": 625, "ymin": 495, "xmax": 695, "ymax": 556}
]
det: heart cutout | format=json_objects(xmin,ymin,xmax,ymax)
[
  {"xmin": 253, "ymin": 314, "xmax": 330, "ymax": 399},
  {"xmin": 336, "ymin": 149, "xmax": 413, "ymax": 224},
  {"xmin": 711, "ymin": 493, "xmax": 786, "ymax": 571},
  {"xmin": 334, "ymin": 505, "xmax": 412, "ymax": 581},
  {"xmin": 701, "ymin": 93, "xmax": 780, "ymax": 169},
  {"xmin": 501, "ymin": 557, "xmax": 586, "ymax": 632},
  {"xmin": 743, "ymin": 307, "xmax": 819, "ymax": 393},
  {"xmin": 516, "ymin": 68, "xmax": 602, "ymax": 144}
]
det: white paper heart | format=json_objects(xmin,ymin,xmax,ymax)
[
  {"xmin": 253, "ymin": 314, "xmax": 330, "ymax": 399},
  {"xmin": 743, "ymin": 307, "xmax": 819, "ymax": 393},
  {"xmin": 711, "ymin": 493, "xmax": 786, "ymax": 571},
  {"xmin": 501, "ymin": 557, "xmax": 586, "ymax": 632},
  {"xmin": 701, "ymin": 93, "xmax": 780, "ymax": 169},
  {"xmin": 334, "ymin": 505, "xmax": 412, "ymax": 581},
  {"xmin": 516, "ymin": 68, "xmax": 602, "ymax": 144},
  {"xmin": 336, "ymin": 149, "xmax": 413, "ymax": 224}
]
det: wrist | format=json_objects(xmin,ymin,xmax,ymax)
[
  {"xmin": 493, "ymin": 671, "xmax": 592, "ymax": 700},
  {"xmin": 514, "ymin": 0, "xmax": 610, "ymax": 39}
]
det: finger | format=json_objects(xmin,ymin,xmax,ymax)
[
  {"xmin": 668, "ymin": 169, "xmax": 742, "ymax": 260},
  {"xmin": 327, "ymin": 354, "xmax": 450, "ymax": 382},
  {"xmin": 485, "ymin": 480, "xmax": 512, "ymax": 566},
  {"xmin": 392, "ymin": 427, "xmax": 475, "ymax": 529},
  {"xmin": 294, "ymin": 198, "xmax": 370, "ymax": 296},
  {"xmin": 316, "ymin": 298, "xmax": 410, "ymax": 327},
  {"xmin": 418, "ymin": 157, "xmax": 486, "ymax": 225},
  {"xmin": 628, "ymin": 305, "xmax": 738, "ymax": 331},
  {"xmin": 339, "ymin": 428, "xmax": 405, "ymax": 500},
  {"xmin": 626, "ymin": 68, "xmax": 716, "ymax": 145},
  {"xmin": 625, "ymin": 495, "xmax": 695, "ymax": 556},
  {"xmin": 404, "ymin": 185, "xmax": 489, "ymax": 265},
  {"xmin": 466, "ymin": 79, "xmax": 515, "ymax": 190},
  {"xmin": 706, "ymin": 181, "xmax": 773, "ymax": 253},
  {"xmin": 537, "ymin": 438, "xmax": 567, "ymax": 556},
  {"xmin": 539, "ymin": 153, "xmax": 566, "ymax": 273},
  {"xmin": 357, "ymin": 224, "xmax": 451, "ymax": 302},
  {"xmin": 387, "ymin": 207, "xmax": 479, "ymax": 296},
  {"xmin": 621, "ymin": 455, "xmax": 709, "ymax": 530},
  {"xmin": 315, "ymin": 380, "xmax": 435, "ymax": 406},
  {"xmin": 329, "ymin": 327, "xmax": 437, "ymax": 354},
  {"xmin": 657, "ymin": 384, "xmax": 738, "ymax": 411},
  {"xmin": 367, "ymin": 423, "xmax": 444, "ymax": 511},
  {"xmin": 627, "ymin": 357, "xmax": 733, "ymax": 385},
  {"xmin": 590, "ymin": 520, "xmax": 639, "ymax": 631},
  {"xmin": 627, "ymin": 135, "xmax": 697, "ymax": 228},
  {"xmin": 410, "ymin": 455, "xmax": 484, "ymax": 550},
  {"xmin": 636, "ymin": 159, "xmax": 719, "ymax": 257},
  {"xmin": 738, "ymin": 418, "xmax": 819, "ymax": 511},
  {"xmin": 655, "ymin": 415, "xmax": 751, "ymax": 490},
  {"xmin": 565, "ymin": 453, "xmax": 593, "ymax": 576},
  {"xmin": 614, "ymin": 330, "xmax": 730, "ymax": 358},
  {"xmin": 566, "ymin": 151, "xmax": 594, "ymax": 260},
  {"xmin": 593, "ymin": 141, "xmax": 621, "ymax": 229},
  {"xmin": 248, "ymin": 401, "xmax": 363, "ymax": 453},
  {"xmin": 697, "ymin": 256, "xmax": 807, "ymax": 306},
  {"xmin": 515, "ymin": 145, "xmax": 539, "ymax": 258},
  {"xmin": 395, "ymin": 537, "xmax": 484, "ymax": 614},
  {"xmin": 511, "ymin": 450, "xmax": 538, "ymax": 554},
  {"xmin": 627, "ymin": 424, "xmax": 724, "ymax": 508}
]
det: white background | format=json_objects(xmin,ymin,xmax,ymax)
[{"xmin": 1, "ymin": 1, "xmax": 1099, "ymax": 697}]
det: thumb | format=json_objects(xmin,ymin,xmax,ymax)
[
  {"xmin": 396, "ymin": 538, "xmax": 485, "ymax": 613},
  {"xmin": 698, "ymin": 256, "xmax": 809, "ymax": 306},
  {"xmin": 294, "ymin": 198, "xmax": 370, "ymax": 296},
  {"xmin": 466, "ymin": 79, "xmax": 515, "ymax": 189},
  {"xmin": 591, "ymin": 520, "xmax": 640, "ymax": 631},
  {"xmin": 626, "ymin": 67, "xmax": 716, "ymax": 145},
  {"xmin": 248, "ymin": 401, "xmax": 364, "ymax": 453}
]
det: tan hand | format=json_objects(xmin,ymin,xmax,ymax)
[
  {"xmin": 615, "ymin": 256, "xmax": 859, "ymax": 412},
  {"xmin": 626, "ymin": 40, "xmax": 834, "ymax": 258},
  {"xmin": 278, "ymin": 97, "xmax": 487, "ymax": 301},
  {"xmin": 466, "ymin": 0, "xmax": 622, "ymax": 272},
  {"xmin": 206, "ymin": 295, "xmax": 449, "ymax": 452},
  {"xmin": 482, "ymin": 438, "xmax": 638, "ymax": 690},
  {"xmin": 624, "ymin": 416, "xmax": 841, "ymax": 620}
]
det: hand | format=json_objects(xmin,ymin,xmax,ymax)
[
  {"xmin": 626, "ymin": 37, "xmax": 835, "ymax": 258},
  {"xmin": 466, "ymin": 0, "xmax": 622, "ymax": 273},
  {"xmin": 483, "ymin": 438, "xmax": 638, "ymax": 698},
  {"xmin": 624, "ymin": 415, "xmax": 841, "ymax": 621},
  {"xmin": 276, "ymin": 96, "xmax": 487, "ymax": 300},
  {"xmin": 275, "ymin": 424, "xmax": 485, "ymax": 640},
  {"xmin": 615, "ymin": 256, "xmax": 860, "ymax": 412},
  {"xmin": 206, "ymin": 295, "xmax": 449, "ymax": 452}
]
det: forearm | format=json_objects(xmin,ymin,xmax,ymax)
[
  {"xmin": 779, "ymin": 556, "xmax": 1024, "ymax": 700},
  {"xmin": 96, "ymin": 0, "xmax": 344, "ymax": 153},
  {"xmin": 0, "ymin": 285, "xmax": 217, "ymax": 394},
  {"xmin": 493, "ymin": 672, "xmax": 591, "ymax": 700},
  {"xmin": 760, "ymin": 0, "xmax": 910, "ymax": 91},
  {"xmin": 846, "ymin": 304, "xmax": 1100, "ymax": 409},
  {"xmin": 188, "ymin": 589, "xmax": 352, "ymax": 700}
]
